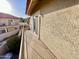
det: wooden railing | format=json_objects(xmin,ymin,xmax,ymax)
[
  {"xmin": 19, "ymin": 28, "xmax": 25, "ymax": 59},
  {"xmin": 0, "ymin": 29, "xmax": 19, "ymax": 42},
  {"xmin": 19, "ymin": 28, "xmax": 28, "ymax": 59}
]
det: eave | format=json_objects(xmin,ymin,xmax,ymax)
[{"xmin": 26, "ymin": 0, "xmax": 39, "ymax": 15}]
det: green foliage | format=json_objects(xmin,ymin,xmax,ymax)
[
  {"xmin": 20, "ymin": 18, "xmax": 25, "ymax": 22},
  {"xmin": 20, "ymin": 17, "xmax": 30, "ymax": 24}
]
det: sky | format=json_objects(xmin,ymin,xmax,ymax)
[{"xmin": 0, "ymin": 0, "xmax": 27, "ymax": 17}]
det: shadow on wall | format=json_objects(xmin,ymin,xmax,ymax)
[{"xmin": 31, "ymin": 0, "xmax": 79, "ymax": 15}]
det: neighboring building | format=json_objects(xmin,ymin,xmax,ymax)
[
  {"xmin": 0, "ymin": 13, "xmax": 20, "ymax": 26},
  {"xmin": 25, "ymin": 0, "xmax": 79, "ymax": 59}
]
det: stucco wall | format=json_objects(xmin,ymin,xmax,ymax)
[
  {"xmin": 40, "ymin": 0, "xmax": 79, "ymax": 15},
  {"xmin": 28, "ymin": 0, "xmax": 79, "ymax": 59},
  {"xmin": 40, "ymin": 5, "xmax": 79, "ymax": 59},
  {"xmin": 0, "ymin": 18, "xmax": 20, "ymax": 25},
  {"xmin": 0, "ymin": 18, "xmax": 20, "ymax": 22},
  {"xmin": 32, "ymin": 0, "xmax": 79, "ymax": 15},
  {"xmin": 25, "ymin": 30, "xmax": 57, "ymax": 59},
  {"xmin": 29, "ymin": 17, "xmax": 34, "ymax": 32}
]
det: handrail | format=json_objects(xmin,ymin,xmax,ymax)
[
  {"xmin": 19, "ymin": 28, "xmax": 24, "ymax": 59},
  {"xmin": 0, "ymin": 29, "xmax": 19, "ymax": 42}
]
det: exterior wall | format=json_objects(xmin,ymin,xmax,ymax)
[
  {"xmin": 40, "ymin": 4, "xmax": 79, "ymax": 59},
  {"xmin": 13, "ymin": 19, "xmax": 20, "ymax": 23},
  {"xmin": 31, "ymin": 0, "xmax": 79, "ymax": 15},
  {"xmin": 0, "ymin": 18, "xmax": 20, "ymax": 26},
  {"xmin": 0, "ymin": 18, "xmax": 9, "ymax": 23},
  {"xmin": 28, "ymin": 0, "xmax": 79, "ymax": 59},
  {"xmin": 24, "ymin": 30, "xmax": 57, "ymax": 59},
  {"xmin": 29, "ymin": 17, "xmax": 34, "ymax": 32}
]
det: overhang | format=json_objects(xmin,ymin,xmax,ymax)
[{"xmin": 26, "ymin": 0, "xmax": 39, "ymax": 15}]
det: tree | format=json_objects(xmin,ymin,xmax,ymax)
[{"xmin": 20, "ymin": 18, "xmax": 25, "ymax": 22}]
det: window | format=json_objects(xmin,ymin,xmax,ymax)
[{"xmin": 33, "ymin": 16, "xmax": 38, "ymax": 34}]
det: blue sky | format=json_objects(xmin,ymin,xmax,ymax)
[{"xmin": 0, "ymin": 0, "xmax": 27, "ymax": 17}]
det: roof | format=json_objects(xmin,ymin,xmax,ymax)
[
  {"xmin": 26, "ymin": 0, "xmax": 39, "ymax": 15},
  {"xmin": 26, "ymin": 0, "xmax": 31, "ymax": 12},
  {"xmin": 0, "ymin": 13, "xmax": 20, "ymax": 19},
  {"xmin": 26, "ymin": 0, "xmax": 53, "ymax": 15}
]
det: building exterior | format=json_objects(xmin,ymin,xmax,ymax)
[
  {"xmin": 25, "ymin": 0, "xmax": 79, "ymax": 59},
  {"xmin": 0, "ymin": 13, "xmax": 20, "ymax": 26}
]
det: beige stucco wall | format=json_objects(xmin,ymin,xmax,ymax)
[
  {"xmin": 28, "ymin": 0, "xmax": 79, "ymax": 59},
  {"xmin": 0, "ymin": 18, "xmax": 10, "ymax": 23},
  {"xmin": 40, "ymin": 5, "xmax": 79, "ymax": 59},
  {"xmin": 25, "ymin": 30, "xmax": 57, "ymax": 59},
  {"xmin": 29, "ymin": 17, "xmax": 34, "ymax": 32},
  {"xmin": 32, "ymin": 0, "xmax": 79, "ymax": 15},
  {"xmin": 0, "ymin": 18, "xmax": 20, "ymax": 22},
  {"xmin": 40, "ymin": 0, "xmax": 79, "ymax": 15},
  {"xmin": 0, "ymin": 18, "xmax": 20, "ymax": 25}
]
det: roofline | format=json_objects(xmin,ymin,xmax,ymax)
[
  {"xmin": 26, "ymin": 0, "xmax": 38, "ymax": 15},
  {"xmin": 26, "ymin": 0, "xmax": 31, "ymax": 14}
]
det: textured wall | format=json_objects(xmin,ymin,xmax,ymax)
[
  {"xmin": 28, "ymin": 0, "xmax": 79, "ymax": 59},
  {"xmin": 25, "ymin": 30, "xmax": 57, "ymax": 59},
  {"xmin": 40, "ymin": 5, "xmax": 79, "ymax": 59},
  {"xmin": 40, "ymin": 0, "xmax": 79, "ymax": 15},
  {"xmin": 0, "ymin": 18, "xmax": 20, "ymax": 25}
]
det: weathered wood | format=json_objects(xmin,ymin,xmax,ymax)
[{"xmin": 0, "ymin": 29, "xmax": 19, "ymax": 42}]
